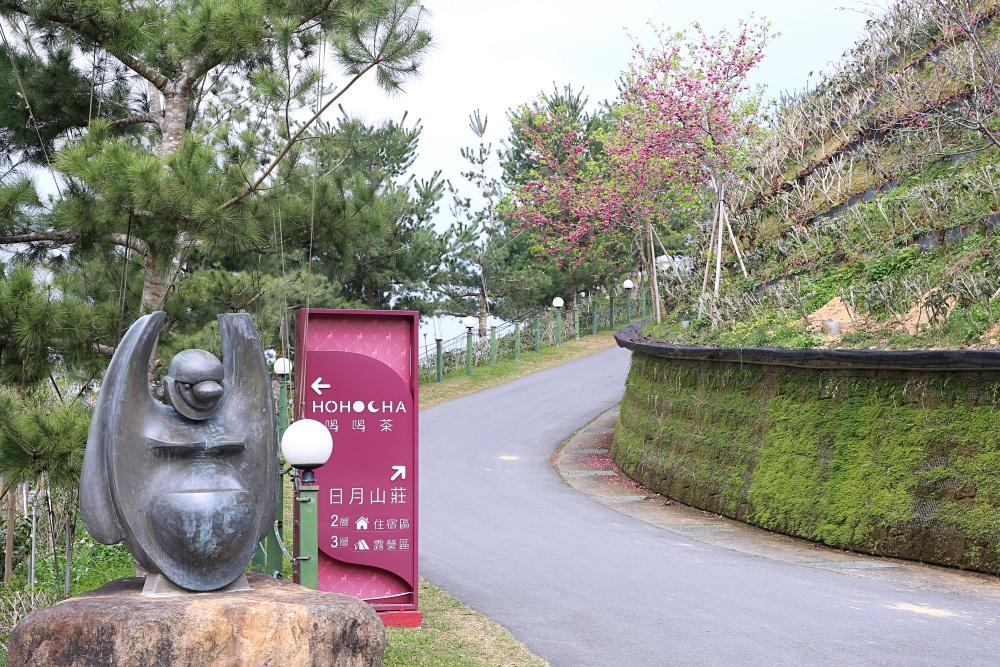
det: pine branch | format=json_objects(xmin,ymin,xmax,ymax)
[
  {"xmin": 219, "ymin": 62, "xmax": 376, "ymax": 210},
  {"xmin": 6, "ymin": 4, "xmax": 171, "ymax": 90},
  {"xmin": 0, "ymin": 231, "xmax": 149, "ymax": 256},
  {"xmin": 111, "ymin": 113, "xmax": 163, "ymax": 130},
  {"xmin": 108, "ymin": 233, "xmax": 149, "ymax": 255},
  {"xmin": 0, "ymin": 231, "xmax": 80, "ymax": 245},
  {"xmin": 296, "ymin": 0, "xmax": 338, "ymax": 29},
  {"xmin": 91, "ymin": 343, "xmax": 115, "ymax": 357}
]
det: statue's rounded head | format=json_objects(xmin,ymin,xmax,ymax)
[{"xmin": 165, "ymin": 349, "xmax": 225, "ymax": 420}]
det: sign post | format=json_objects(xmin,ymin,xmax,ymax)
[{"xmin": 293, "ymin": 309, "xmax": 421, "ymax": 627}]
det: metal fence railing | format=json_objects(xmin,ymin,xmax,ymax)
[{"xmin": 418, "ymin": 291, "xmax": 653, "ymax": 384}]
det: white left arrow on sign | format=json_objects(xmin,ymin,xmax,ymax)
[{"xmin": 311, "ymin": 377, "xmax": 331, "ymax": 395}]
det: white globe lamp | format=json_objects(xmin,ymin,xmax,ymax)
[{"xmin": 281, "ymin": 418, "xmax": 333, "ymax": 484}]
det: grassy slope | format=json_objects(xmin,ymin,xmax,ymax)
[{"xmin": 652, "ymin": 9, "xmax": 1000, "ymax": 351}]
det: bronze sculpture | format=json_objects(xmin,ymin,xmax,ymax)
[{"xmin": 80, "ymin": 312, "xmax": 279, "ymax": 594}]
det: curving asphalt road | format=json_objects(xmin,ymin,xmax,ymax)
[{"xmin": 419, "ymin": 346, "xmax": 1000, "ymax": 667}]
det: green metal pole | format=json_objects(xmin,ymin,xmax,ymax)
[
  {"xmin": 514, "ymin": 322, "xmax": 521, "ymax": 360},
  {"xmin": 626, "ymin": 290, "xmax": 632, "ymax": 323},
  {"xmin": 574, "ymin": 308, "xmax": 580, "ymax": 340},
  {"xmin": 610, "ymin": 296, "xmax": 616, "ymax": 330},
  {"xmin": 251, "ymin": 538, "xmax": 267, "ymax": 572},
  {"xmin": 555, "ymin": 309, "xmax": 562, "ymax": 347},
  {"xmin": 297, "ymin": 476, "xmax": 319, "ymax": 590},
  {"xmin": 435, "ymin": 339, "xmax": 443, "ymax": 382},
  {"xmin": 534, "ymin": 317, "xmax": 541, "ymax": 353},
  {"xmin": 592, "ymin": 300, "xmax": 598, "ymax": 336},
  {"xmin": 641, "ymin": 287, "xmax": 648, "ymax": 319},
  {"xmin": 490, "ymin": 326, "xmax": 497, "ymax": 367},
  {"xmin": 466, "ymin": 329, "xmax": 474, "ymax": 376},
  {"xmin": 266, "ymin": 377, "xmax": 288, "ymax": 576}
]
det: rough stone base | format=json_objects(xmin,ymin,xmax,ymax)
[{"xmin": 7, "ymin": 573, "xmax": 387, "ymax": 667}]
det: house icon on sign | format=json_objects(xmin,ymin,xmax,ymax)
[{"xmin": 355, "ymin": 517, "xmax": 369, "ymax": 530}]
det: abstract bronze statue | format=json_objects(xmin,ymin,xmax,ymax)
[{"xmin": 81, "ymin": 312, "xmax": 279, "ymax": 594}]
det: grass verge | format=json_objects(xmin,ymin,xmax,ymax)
[{"xmin": 383, "ymin": 579, "xmax": 547, "ymax": 667}]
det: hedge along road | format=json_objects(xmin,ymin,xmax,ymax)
[{"xmin": 418, "ymin": 345, "xmax": 1000, "ymax": 667}]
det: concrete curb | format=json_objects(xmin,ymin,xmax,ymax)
[{"xmin": 553, "ymin": 406, "xmax": 1000, "ymax": 603}]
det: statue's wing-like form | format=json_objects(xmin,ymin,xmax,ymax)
[
  {"xmin": 80, "ymin": 312, "xmax": 167, "ymax": 545},
  {"xmin": 218, "ymin": 313, "xmax": 280, "ymax": 543}
]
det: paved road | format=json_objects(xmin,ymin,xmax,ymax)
[{"xmin": 419, "ymin": 346, "xmax": 1000, "ymax": 666}]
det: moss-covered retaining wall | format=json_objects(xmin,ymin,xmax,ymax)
[{"xmin": 613, "ymin": 330, "xmax": 1000, "ymax": 574}]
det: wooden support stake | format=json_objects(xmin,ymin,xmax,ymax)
[{"xmin": 722, "ymin": 205, "xmax": 748, "ymax": 278}]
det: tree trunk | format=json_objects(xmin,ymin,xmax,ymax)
[
  {"xmin": 63, "ymin": 504, "xmax": 75, "ymax": 599},
  {"xmin": 142, "ymin": 248, "xmax": 183, "ymax": 313},
  {"xmin": 137, "ymin": 84, "xmax": 190, "ymax": 312},
  {"xmin": 477, "ymin": 290, "xmax": 488, "ymax": 338},
  {"xmin": 4, "ymin": 490, "xmax": 13, "ymax": 584},
  {"xmin": 160, "ymin": 91, "xmax": 189, "ymax": 155}
]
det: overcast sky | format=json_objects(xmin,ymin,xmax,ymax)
[{"xmin": 335, "ymin": 0, "xmax": 873, "ymax": 226}]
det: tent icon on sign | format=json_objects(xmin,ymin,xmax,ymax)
[
  {"xmin": 355, "ymin": 517, "xmax": 369, "ymax": 530},
  {"xmin": 354, "ymin": 539, "xmax": 370, "ymax": 551}
]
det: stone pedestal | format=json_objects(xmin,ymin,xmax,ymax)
[{"xmin": 7, "ymin": 573, "xmax": 386, "ymax": 667}]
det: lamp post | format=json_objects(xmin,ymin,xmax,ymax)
[
  {"xmin": 281, "ymin": 418, "xmax": 333, "ymax": 590},
  {"xmin": 463, "ymin": 315, "xmax": 477, "ymax": 375},
  {"xmin": 552, "ymin": 296, "xmax": 564, "ymax": 347},
  {"xmin": 623, "ymin": 279, "xmax": 634, "ymax": 323},
  {"xmin": 576, "ymin": 292, "xmax": 584, "ymax": 340},
  {"xmin": 268, "ymin": 356, "xmax": 292, "ymax": 577}
]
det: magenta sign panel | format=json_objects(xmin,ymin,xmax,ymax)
[{"xmin": 294, "ymin": 309, "xmax": 418, "ymax": 612}]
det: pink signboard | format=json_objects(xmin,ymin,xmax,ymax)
[{"xmin": 294, "ymin": 309, "xmax": 419, "ymax": 615}]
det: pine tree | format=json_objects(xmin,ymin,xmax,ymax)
[
  {"xmin": 0, "ymin": 0, "xmax": 431, "ymax": 313},
  {"xmin": 433, "ymin": 110, "xmax": 508, "ymax": 336}
]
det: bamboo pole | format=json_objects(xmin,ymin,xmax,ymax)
[
  {"xmin": 699, "ymin": 199, "xmax": 720, "ymax": 316},
  {"xmin": 713, "ymin": 190, "xmax": 725, "ymax": 297},
  {"xmin": 722, "ymin": 205, "xmax": 748, "ymax": 278},
  {"xmin": 648, "ymin": 224, "xmax": 662, "ymax": 323}
]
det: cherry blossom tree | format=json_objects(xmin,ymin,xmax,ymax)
[
  {"xmin": 505, "ymin": 22, "xmax": 771, "ymax": 324},
  {"xmin": 606, "ymin": 20, "xmax": 773, "ymax": 321},
  {"xmin": 505, "ymin": 88, "xmax": 627, "ymax": 326}
]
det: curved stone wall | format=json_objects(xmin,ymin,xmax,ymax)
[{"xmin": 613, "ymin": 327, "xmax": 1000, "ymax": 574}]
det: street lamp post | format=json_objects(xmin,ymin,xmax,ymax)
[
  {"xmin": 268, "ymin": 356, "xmax": 292, "ymax": 577},
  {"xmin": 623, "ymin": 279, "xmax": 634, "ymax": 323},
  {"xmin": 575, "ymin": 292, "xmax": 584, "ymax": 340},
  {"xmin": 552, "ymin": 297, "xmax": 564, "ymax": 347},
  {"xmin": 435, "ymin": 337, "xmax": 443, "ymax": 382},
  {"xmin": 463, "ymin": 316, "xmax": 477, "ymax": 375},
  {"xmin": 281, "ymin": 418, "xmax": 333, "ymax": 590}
]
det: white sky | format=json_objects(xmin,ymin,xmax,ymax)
[{"xmin": 336, "ymin": 0, "xmax": 874, "ymax": 226}]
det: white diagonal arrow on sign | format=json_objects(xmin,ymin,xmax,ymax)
[
  {"xmin": 311, "ymin": 377, "xmax": 331, "ymax": 395},
  {"xmin": 391, "ymin": 465, "xmax": 406, "ymax": 481}
]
